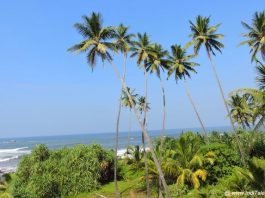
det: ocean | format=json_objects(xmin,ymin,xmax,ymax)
[{"xmin": 0, "ymin": 126, "xmax": 230, "ymax": 173}]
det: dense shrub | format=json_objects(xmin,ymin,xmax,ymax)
[
  {"xmin": 249, "ymin": 138, "xmax": 265, "ymax": 158},
  {"xmin": 12, "ymin": 144, "xmax": 114, "ymax": 198},
  {"xmin": 200, "ymin": 143, "xmax": 241, "ymax": 184}
]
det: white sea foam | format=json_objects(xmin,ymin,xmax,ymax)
[
  {"xmin": 117, "ymin": 149, "xmax": 127, "ymax": 157},
  {"xmin": 0, "ymin": 156, "xmax": 19, "ymax": 162},
  {"xmin": 0, "ymin": 147, "xmax": 30, "ymax": 165},
  {"xmin": 0, "ymin": 147, "xmax": 30, "ymax": 154},
  {"xmin": 0, "ymin": 166, "xmax": 17, "ymax": 174},
  {"xmin": 117, "ymin": 147, "xmax": 150, "ymax": 159}
]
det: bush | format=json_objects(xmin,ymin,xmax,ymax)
[
  {"xmin": 12, "ymin": 144, "xmax": 114, "ymax": 198},
  {"xmin": 200, "ymin": 143, "xmax": 241, "ymax": 184},
  {"xmin": 249, "ymin": 139, "xmax": 265, "ymax": 159}
]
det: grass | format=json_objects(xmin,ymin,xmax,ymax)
[{"xmin": 75, "ymin": 178, "xmax": 147, "ymax": 198}]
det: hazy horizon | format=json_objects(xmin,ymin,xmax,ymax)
[{"xmin": 0, "ymin": 125, "xmax": 232, "ymax": 139}]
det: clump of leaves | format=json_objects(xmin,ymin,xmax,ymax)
[{"xmin": 12, "ymin": 144, "xmax": 114, "ymax": 198}]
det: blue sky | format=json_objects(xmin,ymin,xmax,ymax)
[{"xmin": 0, "ymin": 0, "xmax": 263, "ymax": 138}]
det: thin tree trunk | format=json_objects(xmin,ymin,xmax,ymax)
[
  {"xmin": 143, "ymin": 68, "xmax": 151, "ymax": 198},
  {"xmin": 128, "ymin": 110, "xmax": 132, "ymax": 149},
  {"xmin": 108, "ymin": 59, "xmax": 171, "ymax": 198},
  {"xmin": 159, "ymin": 78, "xmax": 166, "ymax": 198},
  {"xmin": 114, "ymin": 53, "xmax": 127, "ymax": 198},
  {"xmin": 184, "ymin": 80, "xmax": 208, "ymax": 143},
  {"xmin": 263, "ymin": 123, "xmax": 265, "ymax": 144},
  {"xmin": 207, "ymin": 51, "xmax": 245, "ymax": 166}
]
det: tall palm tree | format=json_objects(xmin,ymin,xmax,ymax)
[
  {"xmin": 188, "ymin": 15, "xmax": 245, "ymax": 165},
  {"xmin": 137, "ymin": 95, "xmax": 152, "ymax": 196},
  {"xmin": 168, "ymin": 44, "xmax": 208, "ymax": 141},
  {"xmin": 121, "ymin": 87, "xmax": 138, "ymax": 148},
  {"xmin": 68, "ymin": 12, "xmax": 170, "ymax": 197},
  {"xmin": 240, "ymin": 11, "xmax": 265, "ymax": 62},
  {"xmin": 227, "ymin": 94, "xmax": 253, "ymax": 129},
  {"xmin": 131, "ymin": 33, "xmax": 155, "ymax": 198},
  {"xmin": 146, "ymin": 44, "xmax": 169, "ymax": 150},
  {"xmin": 146, "ymin": 44, "xmax": 169, "ymax": 197},
  {"xmin": 112, "ymin": 23, "xmax": 134, "ymax": 195}
]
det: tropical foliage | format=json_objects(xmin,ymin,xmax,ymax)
[
  {"xmin": 12, "ymin": 144, "xmax": 114, "ymax": 197},
  {"xmin": 3, "ymin": 9, "xmax": 265, "ymax": 198}
]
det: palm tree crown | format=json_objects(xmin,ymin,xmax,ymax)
[
  {"xmin": 256, "ymin": 61, "xmax": 265, "ymax": 90},
  {"xmin": 160, "ymin": 133, "xmax": 215, "ymax": 189},
  {"xmin": 121, "ymin": 87, "xmax": 138, "ymax": 110},
  {"xmin": 168, "ymin": 45, "xmax": 199, "ymax": 82},
  {"xmin": 228, "ymin": 94, "xmax": 253, "ymax": 129},
  {"xmin": 146, "ymin": 44, "xmax": 169, "ymax": 78},
  {"xmin": 241, "ymin": 11, "xmax": 265, "ymax": 62},
  {"xmin": 113, "ymin": 24, "xmax": 135, "ymax": 55},
  {"xmin": 68, "ymin": 12, "xmax": 115, "ymax": 69},
  {"xmin": 188, "ymin": 15, "xmax": 224, "ymax": 57},
  {"xmin": 138, "ymin": 96, "xmax": 150, "ymax": 114},
  {"xmin": 130, "ymin": 33, "xmax": 155, "ymax": 66}
]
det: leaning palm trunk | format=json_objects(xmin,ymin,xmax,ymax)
[
  {"xmin": 114, "ymin": 54, "xmax": 127, "ymax": 198},
  {"xmin": 128, "ymin": 110, "xmax": 132, "ymax": 149},
  {"xmin": 108, "ymin": 59, "xmax": 171, "ymax": 198},
  {"xmin": 159, "ymin": 78, "xmax": 166, "ymax": 198},
  {"xmin": 207, "ymin": 51, "xmax": 245, "ymax": 166},
  {"xmin": 143, "ymin": 68, "xmax": 151, "ymax": 198},
  {"xmin": 184, "ymin": 80, "xmax": 208, "ymax": 143}
]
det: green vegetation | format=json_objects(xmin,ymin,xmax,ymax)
[
  {"xmin": 2, "ymin": 130, "xmax": 265, "ymax": 197},
  {"xmin": 1, "ymin": 9, "xmax": 264, "ymax": 198},
  {"xmin": 11, "ymin": 144, "xmax": 114, "ymax": 198}
]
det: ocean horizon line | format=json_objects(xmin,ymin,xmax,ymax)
[{"xmin": 0, "ymin": 125, "xmax": 231, "ymax": 140}]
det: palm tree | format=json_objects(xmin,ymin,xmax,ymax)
[
  {"xmin": 131, "ymin": 33, "xmax": 155, "ymax": 198},
  {"xmin": 170, "ymin": 133, "xmax": 215, "ymax": 190},
  {"xmin": 112, "ymin": 24, "xmax": 134, "ymax": 195},
  {"xmin": 145, "ymin": 43, "xmax": 169, "ymax": 197},
  {"xmin": 121, "ymin": 87, "xmax": 138, "ymax": 148},
  {"xmin": 256, "ymin": 61, "xmax": 265, "ymax": 91},
  {"xmin": 68, "ymin": 12, "xmax": 170, "ymax": 197},
  {"xmin": 146, "ymin": 44, "xmax": 169, "ymax": 151},
  {"xmin": 138, "ymin": 96, "xmax": 150, "ymax": 113},
  {"xmin": 240, "ymin": 11, "xmax": 265, "ymax": 62},
  {"xmin": 232, "ymin": 157, "xmax": 265, "ymax": 191},
  {"xmin": 254, "ymin": 63, "xmax": 265, "ymax": 130},
  {"xmin": 230, "ymin": 88, "xmax": 265, "ymax": 131},
  {"xmin": 188, "ymin": 15, "xmax": 245, "ymax": 165},
  {"xmin": 137, "ymin": 96, "xmax": 152, "ymax": 196},
  {"xmin": 149, "ymin": 133, "xmax": 215, "ymax": 190},
  {"xmin": 227, "ymin": 94, "xmax": 253, "ymax": 129},
  {"xmin": 168, "ymin": 44, "xmax": 208, "ymax": 141},
  {"xmin": 230, "ymin": 62, "xmax": 265, "ymax": 131}
]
